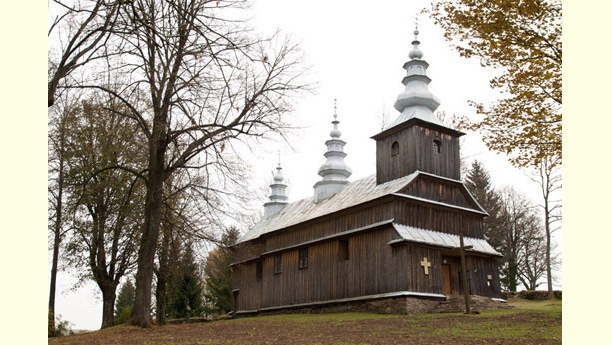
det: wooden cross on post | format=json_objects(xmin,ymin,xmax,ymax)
[{"xmin": 459, "ymin": 234, "xmax": 474, "ymax": 314}]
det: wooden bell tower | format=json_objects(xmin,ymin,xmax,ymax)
[{"xmin": 372, "ymin": 28, "xmax": 464, "ymax": 185}]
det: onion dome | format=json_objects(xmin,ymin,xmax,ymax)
[
  {"xmin": 263, "ymin": 162, "xmax": 288, "ymax": 217},
  {"xmin": 386, "ymin": 28, "xmax": 448, "ymax": 129},
  {"xmin": 408, "ymin": 29, "xmax": 423, "ymax": 60},
  {"xmin": 313, "ymin": 100, "xmax": 352, "ymax": 202}
]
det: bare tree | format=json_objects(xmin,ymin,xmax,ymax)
[
  {"xmin": 50, "ymin": 0, "xmax": 307, "ymax": 327},
  {"xmin": 377, "ymin": 104, "xmax": 390, "ymax": 131},
  {"xmin": 48, "ymin": 97, "xmax": 74, "ymax": 333},
  {"xmin": 528, "ymin": 154, "xmax": 562, "ymax": 296},
  {"xmin": 71, "ymin": 0, "xmax": 308, "ymax": 327},
  {"xmin": 517, "ymin": 218, "xmax": 559, "ymax": 291},
  {"xmin": 48, "ymin": 0, "xmax": 122, "ymax": 107},
  {"xmin": 155, "ymin": 172, "xmax": 211, "ymax": 325},
  {"xmin": 497, "ymin": 187, "xmax": 538, "ymax": 291},
  {"xmin": 153, "ymin": 149, "xmax": 251, "ymax": 323}
]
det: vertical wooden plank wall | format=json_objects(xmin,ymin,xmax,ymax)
[
  {"xmin": 234, "ymin": 240, "xmax": 501, "ymax": 310},
  {"xmin": 467, "ymin": 256, "xmax": 502, "ymax": 298},
  {"xmin": 235, "ymin": 227, "xmax": 414, "ymax": 309},
  {"xmin": 394, "ymin": 199, "xmax": 484, "ymax": 238},
  {"xmin": 376, "ymin": 125, "xmax": 460, "ymax": 184},
  {"xmin": 401, "ymin": 176, "xmax": 478, "ymax": 210},
  {"xmin": 233, "ymin": 241, "xmax": 264, "ymax": 264},
  {"xmin": 407, "ymin": 245, "xmax": 443, "ymax": 294},
  {"xmin": 232, "ymin": 263, "xmax": 261, "ymax": 311},
  {"xmin": 263, "ymin": 201, "xmax": 394, "ymax": 253}
]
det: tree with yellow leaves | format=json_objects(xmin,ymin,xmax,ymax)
[{"xmin": 428, "ymin": 0, "xmax": 561, "ymax": 168}]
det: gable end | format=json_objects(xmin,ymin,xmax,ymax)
[{"xmin": 398, "ymin": 173, "xmax": 487, "ymax": 214}]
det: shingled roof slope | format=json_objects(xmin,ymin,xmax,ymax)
[
  {"xmin": 390, "ymin": 224, "xmax": 502, "ymax": 256},
  {"xmin": 237, "ymin": 171, "xmax": 420, "ymax": 243}
]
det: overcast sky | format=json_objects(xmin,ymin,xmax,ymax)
[{"xmin": 51, "ymin": 0, "xmax": 562, "ymax": 330}]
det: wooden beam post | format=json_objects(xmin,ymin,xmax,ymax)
[{"xmin": 459, "ymin": 234, "xmax": 473, "ymax": 314}]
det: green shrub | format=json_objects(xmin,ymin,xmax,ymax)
[
  {"xmin": 48, "ymin": 308, "xmax": 74, "ymax": 337},
  {"xmin": 115, "ymin": 306, "xmax": 132, "ymax": 325},
  {"xmin": 518, "ymin": 290, "xmax": 555, "ymax": 300},
  {"xmin": 48, "ymin": 308, "xmax": 55, "ymax": 337}
]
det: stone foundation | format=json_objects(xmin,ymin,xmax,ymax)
[
  {"xmin": 434, "ymin": 295, "xmax": 513, "ymax": 313},
  {"xmin": 237, "ymin": 294, "xmax": 512, "ymax": 318},
  {"xmin": 501, "ymin": 290, "xmax": 562, "ymax": 301}
]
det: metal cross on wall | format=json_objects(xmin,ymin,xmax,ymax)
[{"xmin": 420, "ymin": 257, "xmax": 431, "ymax": 275}]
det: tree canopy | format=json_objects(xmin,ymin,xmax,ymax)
[
  {"xmin": 428, "ymin": 0, "xmax": 562, "ymax": 167},
  {"xmin": 61, "ymin": 97, "xmax": 146, "ymax": 328}
]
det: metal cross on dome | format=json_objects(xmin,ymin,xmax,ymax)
[
  {"xmin": 414, "ymin": 12, "xmax": 420, "ymax": 40},
  {"xmin": 420, "ymin": 257, "xmax": 431, "ymax": 275},
  {"xmin": 333, "ymin": 97, "xmax": 338, "ymax": 120}
]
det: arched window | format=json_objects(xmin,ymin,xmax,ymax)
[
  {"xmin": 391, "ymin": 141, "xmax": 399, "ymax": 157},
  {"xmin": 433, "ymin": 139, "xmax": 441, "ymax": 154}
]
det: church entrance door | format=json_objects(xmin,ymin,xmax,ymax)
[
  {"xmin": 441, "ymin": 264, "xmax": 452, "ymax": 295},
  {"xmin": 233, "ymin": 290, "xmax": 240, "ymax": 311}
]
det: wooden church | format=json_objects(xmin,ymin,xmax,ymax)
[{"xmin": 230, "ymin": 29, "xmax": 503, "ymax": 315}]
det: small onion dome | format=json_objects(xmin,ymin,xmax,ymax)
[
  {"xmin": 409, "ymin": 29, "xmax": 423, "ymax": 60},
  {"xmin": 409, "ymin": 41, "xmax": 423, "ymax": 60},
  {"xmin": 264, "ymin": 162, "xmax": 288, "ymax": 218},
  {"xmin": 330, "ymin": 121, "xmax": 341, "ymax": 138},
  {"xmin": 313, "ymin": 101, "xmax": 352, "ymax": 202},
  {"xmin": 273, "ymin": 164, "xmax": 284, "ymax": 182}
]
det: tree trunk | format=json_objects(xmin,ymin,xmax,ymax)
[
  {"xmin": 131, "ymin": 132, "xmax": 167, "ymax": 327},
  {"xmin": 49, "ymin": 116, "xmax": 66, "ymax": 333},
  {"xmin": 508, "ymin": 257, "xmax": 518, "ymax": 292},
  {"xmin": 100, "ymin": 285, "xmax": 117, "ymax": 329},
  {"xmin": 49, "ymin": 210, "xmax": 61, "ymax": 332},
  {"xmin": 155, "ymin": 273, "xmax": 167, "ymax": 325},
  {"xmin": 130, "ymin": 181, "xmax": 164, "ymax": 327},
  {"xmin": 48, "ymin": 225, "xmax": 60, "ymax": 331},
  {"xmin": 545, "ymin": 200, "xmax": 553, "ymax": 297},
  {"xmin": 49, "ymin": 195, "xmax": 62, "ymax": 315},
  {"xmin": 540, "ymin": 159, "xmax": 554, "ymax": 298},
  {"xmin": 156, "ymin": 225, "xmax": 171, "ymax": 325}
]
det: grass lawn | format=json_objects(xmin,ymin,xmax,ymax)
[{"xmin": 49, "ymin": 298, "xmax": 561, "ymax": 345}]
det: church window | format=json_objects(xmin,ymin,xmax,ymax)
[
  {"xmin": 274, "ymin": 255, "xmax": 282, "ymax": 274},
  {"xmin": 433, "ymin": 139, "xmax": 441, "ymax": 154},
  {"xmin": 391, "ymin": 141, "xmax": 399, "ymax": 157},
  {"xmin": 339, "ymin": 240, "xmax": 349, "ymax": 261},
  {"xmin": 256, "ymin": 261, "xmax": 263, "ymax": 280},
  {"xmin": 298, "ymin": 248, "xmax": 308, "ymax": 269}
]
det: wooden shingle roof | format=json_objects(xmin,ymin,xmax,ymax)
[{"xmin": 238, "ymin": 172, "xmax": 420, "ymax": 243}]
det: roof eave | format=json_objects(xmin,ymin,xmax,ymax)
[
  {"xmin": 391, "ymin": 192, "xmax": 488, "ymax": 216},
  {"xmin": 388, "ymin": 238, "xmax": 503, "ymax": 257},
  {"xmin": 371, "ymin": 117, "xmax": 465, "ymax": 141}
]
